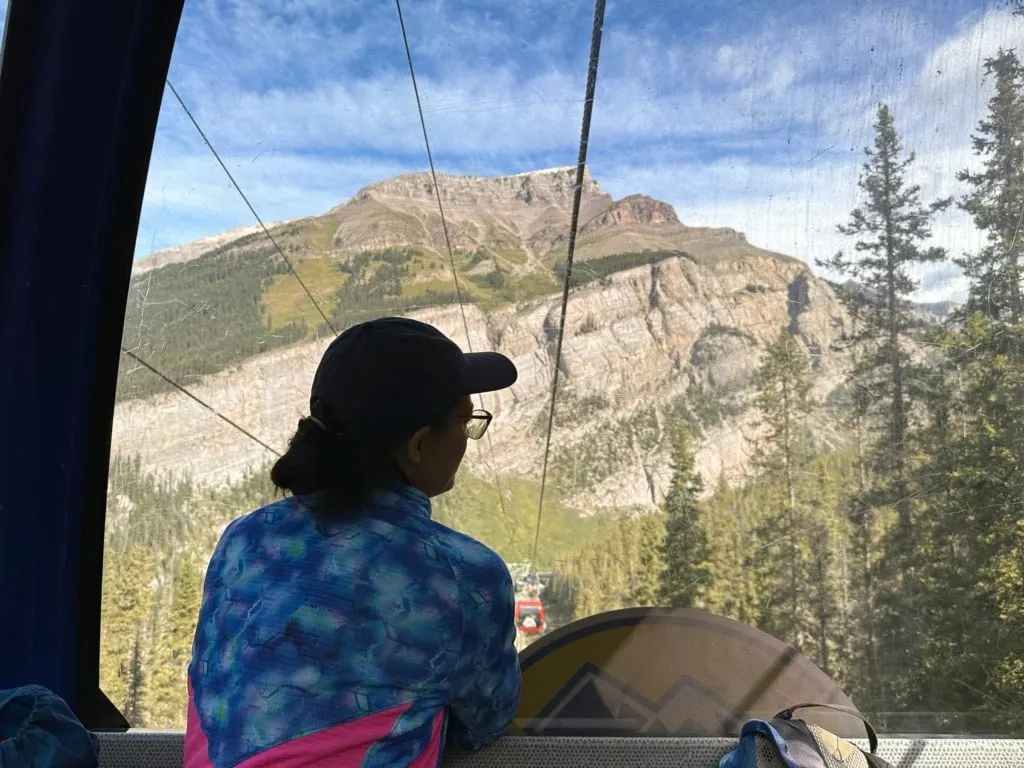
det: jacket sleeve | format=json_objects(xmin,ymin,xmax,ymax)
[{"xmin": 445, "ymin": 553, "xmax": 522, "ymax": 751}]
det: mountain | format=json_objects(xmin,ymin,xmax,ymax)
[
  {"xmin": 133, "ymin": 220, "xmax": 295, "ymax": 276},
  {"xmin": 836, "ymin": 279, "xmax": 960, "ymax": 322},
  {"xmin": 114, "ymin": 168, "xmax": 857, "ymax": 511}
]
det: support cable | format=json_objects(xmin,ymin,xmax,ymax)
[
  {"xmin": 167, "ymin": 79, "xmax": 338, "ymax": 336},
  {"xmin": 121, "ymin": 347, "xmax": 281, "ymax": 457},
  {"xmin": 395, "ymin": 0, "xmax": 516, "ymax": 526},
  {"xmin": 529, "ymin": 0, "xmax": 607, "ymax": 571}
]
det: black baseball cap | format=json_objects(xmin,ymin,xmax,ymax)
[{"xmin": 310, "ymin": 317, "xmax": 518, "ymax": 442}]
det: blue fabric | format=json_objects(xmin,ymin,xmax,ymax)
[
  {"xmin": 189, "ymin": 484, "xmax": 521, "ymax": 767},
  {"xmin": 0, "ymin": 0, "xmax": 183, "ymax": 710},
  {"xmin": 0, "ymin": 684, "xmax": 99, "ymax": 767},
  {"xmin": 719, "ymin": 719, "xmax": 801, "ymax": 768}
]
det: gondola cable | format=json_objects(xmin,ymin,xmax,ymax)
[
  {"xmin": 394, "ymin": 0, "xmax": 514, "ymax": 526},
  {"xmin": 393, "ymin": 0, "xmax": 471, "ymax": 345},
  {"xmin": 120, "ymin": 346, "xmax": 281, "ymax": 457},
  {"xmin": 529, "ymin": 0, "xmax": 607, "ymax": 573},
  {"xmin": 165, "ymin": 80, "xmax": 338, "ymax": 337}
]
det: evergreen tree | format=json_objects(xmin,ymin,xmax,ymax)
[
  {"xmin": 834, "ymin": 308, "xmax": 883, "ymax": 707},
  {"xmin": 700, "ymin": 478, "xmax": 763, "ymax": 627},
  {"xmin": 753, "ymin": 330, "xmax": 815, "ymax": 484},
  {"xmin": 696, "ymin": 447, "xmax": 859, "ymax": 688},
  {"xmin": 628, "ymin": 513, "xmax": 666, "ymax": 607},
  {"xmin": 657, "ymin": 430, "xmax": 709, "ymax": 608},
  {"xmin": 904, "ymin": 49, "xmax": 1024, "ymax": 728},
  {"xmin": 992, "ymin": 517, "xmax": 1024, "ymax": 732},
  {"xmin": 956, "ymin": 49, "xmax": 1024, "ymax": 324},
  {"xmin": 809, "ymin": 515, "xmax": 835, "ymax": 676},
  {"xmin": 552, "ymin": 526, "xmax": 611, "ymax": 621},
  {"xmin": 819, "ymin": 104, "xmax": 951, "ymax": 536},
  {"xmin": 911, "ymin": 316, "xmax": 1024, "ymax": 727},
  {"xmin": 818, "ymin": 105, "xmax": 951, "ymax": 711},
  {"xmin": 100, "ymin": 544, "xmax": 156, "ymax": 720},
  {"xmin": 954, "ymin": 55, "xmax": 1024, "ymax": 723},
  {"xmin": 123, "ymin": 630, "xmax": 149, "ymax": 727},
  {"xmin": 147, "ymin": 556, "xmax": 203, "ymax": 727},
  {"xmin": 750, "ymin": 330, "xmax": 818, "ymax": 652}
]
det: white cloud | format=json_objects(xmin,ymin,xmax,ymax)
[
  {"xmin": 714, "ymin": 44, "xmax": 756, "ymax": 82},
  {"xmin": 162, "ymin": 5, "xmax": 865, "ymax": 160},
  {"xmin": 594, "ymin": 137, "xmax": 985, "ymax": 305},
  {"xmin": 590, "ymin": 6, "xmax": 1024, "ymax": 303},
  {"xmin": 136, "ymin": 146, "xmax": 417, "ymax": 255},
  {"xmin": 136, "ymin": 2, "xmax": 1021, "ymax": 304}
]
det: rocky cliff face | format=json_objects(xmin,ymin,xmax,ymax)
[{"xmin": 112, "ymin": 167, "xmax": 854, "ymax": 512}]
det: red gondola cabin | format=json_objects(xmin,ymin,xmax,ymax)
[{"xmin": 515, "ymin": 598, "xmax": 546, "ymax": 634}]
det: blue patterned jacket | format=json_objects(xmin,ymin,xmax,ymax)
[{"xmin": 184, "ymin": 484, "xmax": 521, "ymax": 768}]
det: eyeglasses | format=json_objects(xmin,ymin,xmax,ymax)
[{"xmin": 463, "ymin": 409, "xmax": 493, "ymax": 440}]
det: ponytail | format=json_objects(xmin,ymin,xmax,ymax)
[{"xmin": 270, "ymin": 400, "xmax": 399, "ymax": 519}]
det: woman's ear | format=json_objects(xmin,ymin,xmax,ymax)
[{"xmin": 399, "ymin": 426, "xmax": 432, "ymax": 466}]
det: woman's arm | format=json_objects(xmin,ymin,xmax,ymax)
[{"xmin": 446, "ymin": 553, "xmax": 522, "ymax": 751}]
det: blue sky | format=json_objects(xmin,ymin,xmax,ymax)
[{"xmin": 4, "ymin": 0, "xmax": 1021, "ymax": 301}]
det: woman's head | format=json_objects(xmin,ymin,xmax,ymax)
[{"xmin": 271, "ymin": 317, "xmax": 516, "ymax": 514}]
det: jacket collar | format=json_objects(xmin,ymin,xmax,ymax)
[{"xmin": 369, "ymin": 483, "xmax": 433, "ymax": 521}]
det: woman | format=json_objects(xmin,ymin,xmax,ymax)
[{"xmin": 185, "ymin": 317, "xmax": 522, "ymax": 768}]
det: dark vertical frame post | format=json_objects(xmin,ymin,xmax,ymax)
[{"xmin": 0, "ymin": 0, "xmax": 185, "ymax": 727}]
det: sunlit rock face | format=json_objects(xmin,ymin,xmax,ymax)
[{"xmin": 116, "ymin": 168, "xmax": 862, "ymax": 511}]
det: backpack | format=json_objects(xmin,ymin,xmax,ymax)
[
  {"xmin": 719, "ymin": 703, "xmax": 893, "ymax": 768},
  {"xmin": 0, "ymin": 684, "xmax": 100, "ymax": 767}
]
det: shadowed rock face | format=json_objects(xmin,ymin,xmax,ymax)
[{"xmin": 115, "ymin": 168, "xmax": 858, "ymax": 512}]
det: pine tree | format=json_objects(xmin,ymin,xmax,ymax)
[
  {"xmin": 809, "ymin": 515, "xmax": 834, "ymax": 675},
  {"xmin": 992, "ymin": 518, "xmax": 1024, "ymax": 732},
  {"xmin": 750, "ymin": 329, "xmax": 817, "ymax": 652},
  {"xmin": 819, "ymin": 103, "xmax": 951, "ymax": 536},
  {"xmin": 956, "ymin": 48, "xmax": 1024, "ymax": 324},
  {"xmin": 123, "ymin": 630, "xmax": 148, "ymax": 727},
  {"xmin": 627, "ymin": 512, "xmax": 666, "ymax": 607},
  {"xmin": 546, "ymin": 512, "xmax": 665, "ymax": 622},
  {"xmin": 816, "ymin": 106, "xmax": 952, "ymax": 710},
  {"xmin": 701, "ymin": 478, "xmax": 762, "ymax": 627},
  {"xmin": 904, "ymin": 50, "xmax": 1024, "ymax": 726},
  {"xmin": 753, "ymin": 330, "xmax": 815, "ymax": 488},
  {"xmin": 950, "ymin": 48, "xmax": 1024, "ymax": 728},
  {"xmin": 834, "ymin": 308, "xmax": 882, "ymax": 708},
  {"xmin": 100, "ymin": 544, "xmax": 156, "ymax": 722},
  {"xmin": 658, "ymin": 430, "xmax": 709, "ymax": 608},
  {"xmin": 147, "ymin": 556, "xmax": 203, "ymax": 727},
  {"xmin": 911, "ymin": 316, "xmax": 1024, "ymax": 725}
]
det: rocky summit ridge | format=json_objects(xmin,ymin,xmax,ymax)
[{"xmin": 136, "ymin": 167, "xmax": 797, "ymax": 273}]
